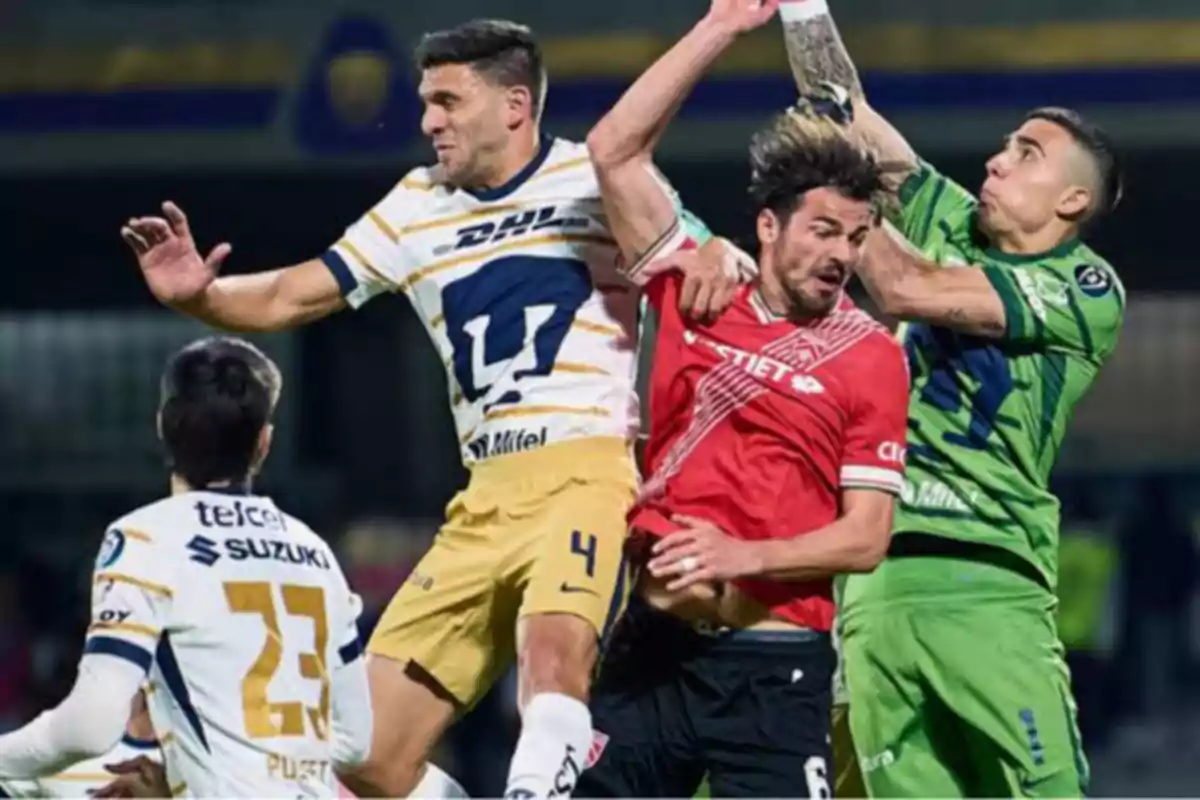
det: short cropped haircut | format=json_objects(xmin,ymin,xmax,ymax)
[
  {"xmin": 159, "ymin": 336, "xmax": 282, "ymax": 489},
  {"xmin": 748, "ymin": 110, "xmax": 887, "ymax": 220},
  {"xmin": 1026, "ymin": 106, "xmax": 1123, "ymax": 220},
  {"xmin": 416, "ymin": 19, "xmax": 547, "ymax": 120}
]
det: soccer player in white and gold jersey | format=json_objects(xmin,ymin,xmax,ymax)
[
  {"xmin": 121, "ymin": 18, "xmax": 735, "ymax": 800},
  {"xmin": 0, "ymin": 337, "xmax": 371, "ymax": 797}
]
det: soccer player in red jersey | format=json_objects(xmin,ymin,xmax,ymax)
[{"xmin": 573, "ymin": 1, "xmax": 910, "ymax": 797}]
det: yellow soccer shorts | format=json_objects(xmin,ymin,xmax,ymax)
[{"xmin": 368, "ymin": 436, "xmax": 638, "ymax": 708}]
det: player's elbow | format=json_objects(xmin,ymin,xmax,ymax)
[
  {"xmin": 586, "ymin": 124, "xmax": 647, "ymax": 174},
  {"xmin": 585, "ymin": 125, "xmax": 621, "ymax": 170},
  {"xmin": 871, "ymin": 274, "xmax": 927, "ymax": 321},
  {"xmin": 844, "ymin": 514, "xmax": 894, "ymax": 572}
]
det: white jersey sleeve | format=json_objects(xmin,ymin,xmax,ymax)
[
  {"xmin": 0, "ymin": 735, "xmax": 163, "ymax": 798},
  {"xmin": 320, "ymin": 170, "xmax": 430, "ymax": 309},
  {"xmin": 86, "ymin": 525, "xmax": 176, "ymax": 672},
  {"xmin": 328, "ymin": 585, "xmax": 371, "ymax": 768}
]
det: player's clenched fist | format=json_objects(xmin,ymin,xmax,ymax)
[
  {"xmin": 121, "ymin": 201, "xmax": 231, "ymax": 307},
  {"xmin": 703, "ymin": 0, "xmax": 780, "ymax": 34}
]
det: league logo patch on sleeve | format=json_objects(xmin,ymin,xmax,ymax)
[
  {"xmin": 96, "ymin": 528, "xmax": 127, "ymax": 569},
  {"xmin": 1073, "ymin": 264, "xmax": 1112, "ymax": 298}
]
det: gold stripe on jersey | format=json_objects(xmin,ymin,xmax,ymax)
[
  {"xmin": 526, "ymin": 155, "xmax": 590, "ymax": 183},
  {"xmin": 48, "ymin": 773, "xmax": 114, "ymax": 781},
  {"xmin": 336, "ymin": 238, "xmax": 395, "ymax": 287},
  {"xmin": 171, "ymin": 781, "xmax": 188, "ymax": 796},
  {"xmin": 487, "ymin": 404, "xmax": 610, "ymax": 421},
  {"xmin": 571, "ymin": 319, "xmax": 625, "ymax": 337},
  {"xmin": 367, "ymin": 210, "xmax": 399, "ymax": 242},
  {"xmin": 88, "ymin": 621, "xmax": 161, "ymax": 638},
  {"xmin": 400, "ymin": 175, "xmax": 434, "ymax": 191},
  {"xmin": 400, "ymin": 202, "xmax": 525, "ymax": 237},
  {"xmin": 122, "ymin": 527, "xmax": 153, "ymax": 543},
  {"xmin": 554, "ymin": 362, "xmax": 611, "ymax": 376},
  {"xmin": 398, "ymin": 232, "xmax": 616, "ymax": 292},
  {"xmin": 96, "ymin": 572, "xmax": 174, "ymax": 598},
  {"xmin": 159, "ymin": 731, "xmax": 176, "ymax": 746}
]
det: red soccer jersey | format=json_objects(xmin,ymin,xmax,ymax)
[{"xmin": 630, "ymin": 235, "xmax": 910, "ymax": 631}]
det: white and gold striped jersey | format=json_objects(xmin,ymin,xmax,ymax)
[
  {"xmin": 322, "ymin": 138, "xmax": 641, "ymax": 463},
  {"xmin": 85, "ymin": 489, "xmax": 368, "ymax": 797}
]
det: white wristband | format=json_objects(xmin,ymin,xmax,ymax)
[{"xmin": 779, "ymin": 0, "xmax": 830, "ymax": 22}]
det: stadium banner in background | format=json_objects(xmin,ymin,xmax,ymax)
[{"xmin": 2, "ymin": 1, "xmax": 1200, "ymax": 169}]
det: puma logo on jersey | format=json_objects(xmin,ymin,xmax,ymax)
[
  {"xmin": 441, "ymin": 205, "xmax": 591, "ymax": 255},
  {"xmin": 682, "ymin": 329, "xmax": 825, "ymax": 396},
  {"xmin": 186, "ymin": 534, "xmax": 331, "ymax": 571}
]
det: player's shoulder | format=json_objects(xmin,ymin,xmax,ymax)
[
  {"xmin": 1059, "ymin": 242, "xmax": 1125, "ymax": 309},
  {"xmin": 830, "ymin": 295, "xmax": 899, "ymax": 346},
  {"xmin": 504, "ymin": 137, "xmax": 598, "ymax": 200},
  {"xmin": 105, "ymin": 494, "xmax": 191, "ymax": 544},
  {"xmin": 824, "ymin": 297, "xmax": 908, "ymax": 372}
]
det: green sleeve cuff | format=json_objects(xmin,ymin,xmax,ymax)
[{"xmin": 981, "ymin": 265, "xmax": 1027, "ymax": 341}]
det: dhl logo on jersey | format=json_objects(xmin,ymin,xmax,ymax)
[{"xmin": 433, "ymin": 204, "xmax": 594, "ymax": 257}]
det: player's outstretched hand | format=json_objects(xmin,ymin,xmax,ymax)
[
  {"xmin": 704, "ymin": 0, "xmax": 780, "ymax": 33},
  {"xmin": 91, "ymin": 756, "xmax": 169, "ymax": 798},
  {"xmin": 648, "ymin": 514, "xmax": 765, "ymax": 591},
  {"xmin": 121, "ymin": 201, "xmax": 231, "ymax": 307},
  {"xmin": 648, "ymin": 237, "xmax": 753, "ymax": 324}
]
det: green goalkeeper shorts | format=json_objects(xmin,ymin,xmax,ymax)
[{"xmin": 841, "ymin": 554, "xmax": 1088, "ymax": 798}]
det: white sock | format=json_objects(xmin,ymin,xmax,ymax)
[
  {"xmin": 503, "ymin": 693, "xmax": 592, "ymax": 799},
  {"xmin": 409, "ymin": 763, "xmax": 469, "ymax": 799}
]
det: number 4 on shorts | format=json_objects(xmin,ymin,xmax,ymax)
[{"xmin": 570, "ymin": 530, "xmax": 597, "ymax": 578}]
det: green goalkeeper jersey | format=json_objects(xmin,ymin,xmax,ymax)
[{"xmin": 891, "ymin": 162, "xmax": 1124, "ymax": 593}]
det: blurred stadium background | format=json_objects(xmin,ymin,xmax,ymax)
[{"xmin": 1, "ymin": 0, "xmax": 1198, "ymax": 795}]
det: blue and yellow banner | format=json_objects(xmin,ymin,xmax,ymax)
[{"xmin": 2, "ymin": 17, "xmax": 1200, "ymax": 139}]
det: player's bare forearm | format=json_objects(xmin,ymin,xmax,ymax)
[
  {"xmin": 859, "ymin": 224, "xmax": 1006, "ymax": 337},
  {"xmin": 780, "ymin": 1, "xmax": 918, "ymax": 183},
  {"xmin": 587, "ymin": 17, "xmax": 738, "ymax": 265},
  {"xmin": 181, "ymin": 260, "xmax": 345, "ymax": 333},
  {"xmin": 754, "ymin": 490, "xmax": 894, "ymax": 580}
]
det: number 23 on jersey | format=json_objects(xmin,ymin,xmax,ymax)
[{"xmin": 224, "ymin": 582, "xmax": 330, "ymax": 741}]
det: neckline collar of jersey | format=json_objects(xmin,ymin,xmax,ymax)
[
  {"xmin": 463, "ymin": 134, "xmax": 555, "ymax": 202},
  {"xmin": 121, "ymin": 733, "xmax": 159, "ymax": 750},
  {"xmin": 199, "ymin": 483, "xmax": 252, "ymax": 496},
  {"xmin": 750, "ymin": 286, "xmax": 840, "ymax": 326}
]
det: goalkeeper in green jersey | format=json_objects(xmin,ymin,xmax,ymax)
[{"xmin": 775, "ymin": 1, "xmax": 1125, "ymax": 796}]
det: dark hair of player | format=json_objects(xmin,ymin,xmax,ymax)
[
  {"xmin": 159, "ymin": 336, "xmax": 281, "ymax": 489},
  {"xmin": 415, "ymin": 19, "xmax": 547, "ymax": 120},
  {"xmin": 747, "ymin": 111, "xmax": 887, "ymax": 222},
  {"xmin": 1024, "ymin": 106, "xmax": 1123, "ymax": 222}
]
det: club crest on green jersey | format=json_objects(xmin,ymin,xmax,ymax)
[{"xmin": 1073, "ymin": 263, "xmax": 1112, "ymax": 298}]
